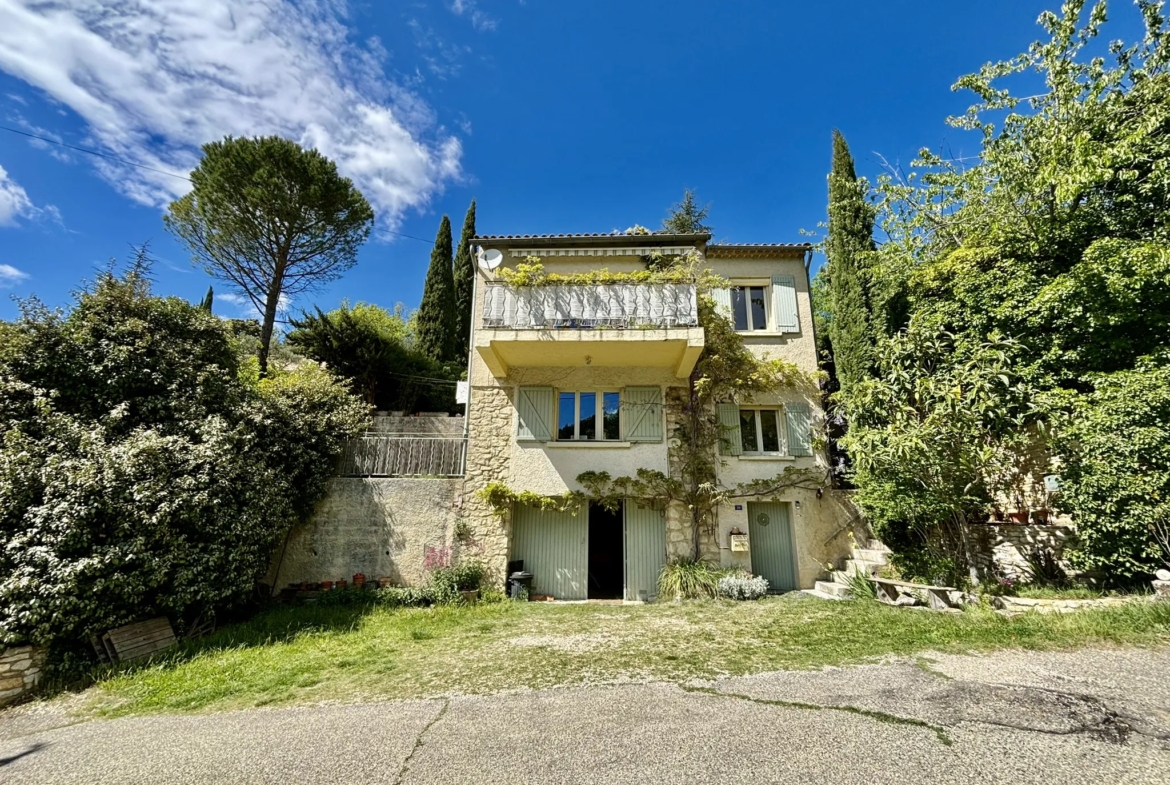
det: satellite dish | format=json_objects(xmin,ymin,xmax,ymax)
[{"xmin": 477, "ymin": 247, "xmax": 503, "ymax": 271}]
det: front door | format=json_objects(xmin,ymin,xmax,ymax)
[
  {"xmin": 511, "ymin": 504, "xmax": 588, "ymax": 600},
  {"xmin": 588, "ymin": 501, "xmax": 624, "ymax": 599},
  {"xmin": 747, "ymin": 502, "xmax": 797, "ymax": 592},
  {"xmin": 624, "ymin": 503, "xmax": 667, "ymax": 601}
]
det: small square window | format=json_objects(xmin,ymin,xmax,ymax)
[{"xmin": 739, "ymin": 408, "xmax": 786, "ymax": 455}]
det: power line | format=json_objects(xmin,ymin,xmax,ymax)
[
  {"xmin": 0, "ymin": 124, "xmax": 193, "ymax": 182},
  {"xmin": 1, "ymin": 124, "xmax": 437, "ymax": 244},
  {"xmin": 385, "ymin": 371, "xmax": 461, "ymax": 386}
]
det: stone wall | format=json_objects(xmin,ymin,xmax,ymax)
[
  {"xmin": 266, "ymin": 477, "xmax": 465, "ymax": 589},
  {"xmin": 964, "ymin": 523, "xmax": 1077, "ymax": 583},
  {"xmin": 458, "ymin": 385, "xmax": 515, "ymax": 587},
  {"xmin": 0, "ymin": 645, "xmax": 46, "ymax": 707}
]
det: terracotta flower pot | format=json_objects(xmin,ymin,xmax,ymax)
[
  {"xmin": 378, "ymin": 578, "xmax": 394, "ymax": 589},
  {"xmin": 337, "ymin": 580, "xmax": 348, "ymax": 590},
  {"xmin": 1008, "ymin": 511, "xmax": 1029, "ymax": 524},
  {"xmin": 320, "ymin": 581, "xmax": 334, "ymax": 590},
  {"xmin": 1031, "ymin": 509, "xmax": 1050, "ymax": 524},
  {"xmin": 353, "ymin": 573, "xmax": 366, "ymax": 587},
  {"xmin": 460, "ymin": 589, "xmax": 479, "ymax": 605}
]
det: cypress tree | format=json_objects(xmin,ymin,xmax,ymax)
[
  {"xmin": 452, "ymin": 199, "xmax": 477, "ymax": 361},
  {"xmin": 416, "ymin": 214, "xmax": 456, "ymax": 363},
  {"xmin": 198, "ymin": 285, "xmax": 214, "ymax": 313},
  {"xmin": 825, "ymin": 130, "xmax": 877, "ymax": 393}
]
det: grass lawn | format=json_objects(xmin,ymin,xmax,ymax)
[{"xmin": 67, "ymin": 595, "xmax": 1170, "ymax": 718}]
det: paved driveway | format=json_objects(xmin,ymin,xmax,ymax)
[{"xmin": 2, "ymin": 647, "xmax": 1168, "ymax": 784}]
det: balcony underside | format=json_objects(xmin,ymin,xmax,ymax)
[{"xmin": 475, "ymin": 328, "xmax": 705, "ymax": 379}]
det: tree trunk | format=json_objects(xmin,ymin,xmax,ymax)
[{"xmin": 257, "ymin": 272, "xmax": 285, "ymax": 378}]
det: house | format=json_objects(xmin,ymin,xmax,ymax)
[{"xmin": 457, "ymin": 231, "xmax": 859, "ymax": 600}]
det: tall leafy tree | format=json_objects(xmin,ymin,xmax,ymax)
[
  {"xmin": 452, "ymin": 199, "xmax": 477, "ymax": 361},
  {"xmin": 416, "ymin": 215, "xmax": 457, "ymax": 363},
  {"xmin": 824, "ymin": 130, "xmax": 877, "ymax": 393},
  {"xmin": 165, "ymin": 135, "xmax": 374, "ymax": 377},
  {"xmin": 198, "ymin": 285, "xmax": 214, "ymax": 313},
  {"xmin": 662, "ymin": 188, "xmax": 712, "ymax": 234}
]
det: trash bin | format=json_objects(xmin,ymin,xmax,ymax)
[{"xmin": 508, "ymin": 571, "xmax": 534, "ymax": 600}]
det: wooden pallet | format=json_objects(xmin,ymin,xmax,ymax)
[
  {"xmin": 99, "ymin": 618, "xmax": 177, "ymax": 663},
  {"xmin": 871, "ymin": 578, "xmax": 957, "ymax": 611}
]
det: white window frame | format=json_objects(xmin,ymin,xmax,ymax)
[
  {"xmin": 730, "ymin": 278, "xmax": 772, "ymax": 332},
  {"xmin": 556, "ymin": 390, "xmax": 622, "ymax": 441},
  {"xmin": 738, "ymin": 406, "xmax": 788, "ymax": 456}
]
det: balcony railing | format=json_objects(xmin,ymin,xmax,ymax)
[
  {"xmin": 482, "ymin": 283, "xmax": 698, "ymax": 329},
  {"xmin": 337, "ymin": 436, "xmax": 466, "ymax": 478}
]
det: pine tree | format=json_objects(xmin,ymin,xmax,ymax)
[
  {"xmin": 198, "ymin": 285, "xmax": 214, "ymax": 313},
  {"xmin": 825, "ymin": 130, "xmax": 877, "ymax": 393},
  {"xmin": 416, "ymin": 215, "xmax": 456, "ymax": 363},
  {"xmin": 662, "ymin": 188, "xmax": 712, "ymax": 234},
  {"xmin": 452, "ymin": 199, "xmax": 477, "ymax": 361}
]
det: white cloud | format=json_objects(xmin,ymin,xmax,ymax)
[
  {"xmin": 0, "ymin": 1, "xmax": 463, "ymax": 232},
  {"xmin": 449, "ymin": 0, "xmax": 498, "ymax": 32},
  {"xmin": 217, "ymin": 291, "xmax": 291, "ymax": 322},
  {"xmin": 0, "ymin": 263, "xmax": 29, "ymax": 288},
  {"xmin": 0, "ymin": 163, "xmax": 57, "ymax": 225}
]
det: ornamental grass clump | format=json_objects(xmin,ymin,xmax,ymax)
[{"xmin": 658, "ymin": 558, "xmax": 720, "ymax": 600}]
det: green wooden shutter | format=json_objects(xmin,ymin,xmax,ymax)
[
  {"xmin": 716, "ymin": 402, "xmax": 742, "ymax": 456},
  {"xmin": 712, "ymin": 288, "xmax": 733, "ymax": 322},
  {"xmin": 785, "ymin": 402, "xmax": 812, "ymax": 456},
  {"xmin": 516, "ymin": 386, "xmax": 554, "ymax": 441},
  {"xmin": 623, "ymin": 386, "xmax": 663, "ymax": 442},
  {"xmin": 772, "ymin": 274, "xmax": 799, "ymax": 333}
]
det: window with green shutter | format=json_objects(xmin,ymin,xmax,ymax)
[
  {"xmin": 623, "ymin": 386, "xmax": 663, "ymax": 442},
  {"xmin": 772, "ymin": 274, "xmax": 799, "ymax": 333},
  {"xmin": 785, "ymin": 402, "xmax": 812, "ymax": 456},
  {"xmin": 516, "ymin": 386, "xmax": 554, "ymax": 441},
  {"xmin": 716, "ymin": 402, "xmax": 742, "ymax": 456},
  {"xmin": 711, "ymin": 288, "xmax": 733, "ymax": 322}
]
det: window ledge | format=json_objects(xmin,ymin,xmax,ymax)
[
  {"xmin": 738, "ymin": 454, "xmax": 795, "ymax": 462},
  {"xmin": 544, "ymin": 441, "xmax": 634, "ymax": 449}
]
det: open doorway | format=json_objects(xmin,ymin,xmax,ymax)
[{"xmin": 588, "ymin": 501, "xmax": 624, "ymax": 599}]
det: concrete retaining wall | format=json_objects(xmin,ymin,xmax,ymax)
[
  {"xmin": 0, "ymin": 645, "xmax": 46, "ymax": 707},
  {"xmin": 368, "ymin": 413, "xmax": 464, "ymax": 435},
  {"xmin": 267, "ymin": 477, "xmax": 465, "ymax": 589}
]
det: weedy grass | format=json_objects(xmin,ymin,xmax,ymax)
[{"xmin": 68, "ymin": 595, "xmax": 1170, "ymax": 717}]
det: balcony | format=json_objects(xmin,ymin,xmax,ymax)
[{"xmin": 476, "ymin": 283, "xmax": 705, "ymax": 378}]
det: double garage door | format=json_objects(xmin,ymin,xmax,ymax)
[{"xmin": 511, "ymin": 502, "xmax": 666, "ymax": 601}]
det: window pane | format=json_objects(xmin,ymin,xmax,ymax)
[
  {"xmin": 579, "ymin": 392, "xmax": 596, "ymax": 440},
  {"xmin": 557, "ymin": 392, "xmax": 576, "ymax": 440},
  {"xmin": 760, "ymin": 409, "xmax": 781, "ymax": 452},
  {"xmin": 731, "ymin": 287, "xmax": 749, "ymax": 331},
  {"xmin": 749, "ymin": 287, "xmax": 767, "ymax": 330},
  {"xmin": 603, "ymin": 392, "xmax": 620, "ymax": 440},
  {"xmin": 739, "ymin": 410, "xmax": 759, "ymax": 453}
]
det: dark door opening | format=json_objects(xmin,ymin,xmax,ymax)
[{"xmin": 588, "ymin": 501, "xmax": 624, "ymax": 599}]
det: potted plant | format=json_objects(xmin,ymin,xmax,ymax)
[
  {"xmin": 352, "ymin": 573, "xmax": 366, "ymax": 588},
  {"xmin": 320, "ymin": 580, "xmax": 334, "ymax": 591},
  {"xmin": 454, "ymin": 560, "xmax": 484, "ymax": 604},
  {"xmin": 991, "ymin": 506, "xmax": 1005, "ymax": 523}
]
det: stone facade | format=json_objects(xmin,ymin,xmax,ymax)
[
  {"xmin": 0, "ymin": 645, "xmax": 46, "ymax": 707},
  {"xmin": 459, "ymin": 385, "xmax": 515, "ymax": 587},
  {"xmin": 963, "ymin": 523, "xmax": 1076, "ymax": 584}
]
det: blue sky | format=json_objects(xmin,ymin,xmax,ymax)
[{"xmin": 0, "ymin": 1, "xmax": 1150, "ymax": 323}]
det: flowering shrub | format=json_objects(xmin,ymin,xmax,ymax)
[
  {"xmin": 0, "ymin": 268, "xmax": 368, "ymax": 648},
  {"xmin": 717, "ymin": 574, "xmax": 769, "ymax": 601}
]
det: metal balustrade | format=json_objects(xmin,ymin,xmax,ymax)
[
  {"xmin": 482, "ymin": 283, "xmax": 698, "ymax": 329},
  {"xmin": 337, "ymin": 436, "xmax": 467, "ymax": 478}
]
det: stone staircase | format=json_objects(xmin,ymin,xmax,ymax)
[{"xmin": 806, "ymin": 540, "xmax": 891, "ymax": 601}]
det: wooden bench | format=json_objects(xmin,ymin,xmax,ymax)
[{"xmin": 871, "ymin": 578, "xmax": 958, "ymax": 611}]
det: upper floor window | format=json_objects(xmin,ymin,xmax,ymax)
[
  {"xmin": 558, "ymin": 391, "xmax": 621, "ymax": 441},
  {"xmin": 739, "ymin": 407, "xmax": 786, "ymax": 455},
  {"xmin": 732, "ymin": 286, "xmax": 768, "ymax": 331}
]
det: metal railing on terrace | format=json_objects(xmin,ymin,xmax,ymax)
[
  {"xmin": 337, "ymin": 436, "xmax": 467, "ymax": 478},
  {"xmin": 482, "ymin": 282, "xmax": 698, "ymax": 329}
]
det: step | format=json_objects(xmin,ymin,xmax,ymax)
[
  {"xmin": 814, "ymin": 580, "xmax": 852, "ymax": 599},
  {"xmin": 843, "ymin": 559, "xmax": 883, "ymax": 577},
  {"xmin": 832, "ymin": 570, "xmax": 862, "ymax": 586},
  {"xmin": 852, "ymin": 548, "xmax": 890, "ymax": 566},
  {"xmin": 866, "ymin": 539, "xmax": 890, "ymax": 552}
]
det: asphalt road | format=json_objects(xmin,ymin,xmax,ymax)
[{"xmin": 2, "ymin": 647, "xmax": 1168, "ymax": 784}]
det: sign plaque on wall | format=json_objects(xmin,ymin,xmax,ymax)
[{"xmin": 730, "ymin": 534, "xmax": 750, "ymax": 552}]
